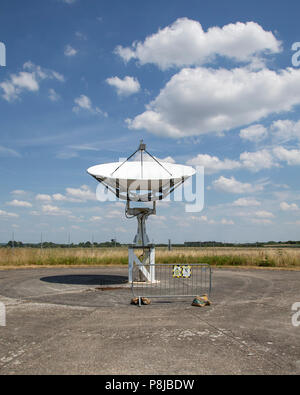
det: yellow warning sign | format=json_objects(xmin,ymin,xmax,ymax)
[{"xmin": 173, "ymin": 265, "xmax": 192, "ymax": 278}]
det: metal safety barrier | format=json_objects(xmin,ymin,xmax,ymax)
[{"xmin": 131, "ymin": 263, "xmax": 212, "ymax": 302}]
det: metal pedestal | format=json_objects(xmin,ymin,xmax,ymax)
[
  {"xmin": 128, "ymin": 245, "xmax": 155, "ymax": 283},
  {"xmin": 126, "ymin": 200, "xmax": 157, "ymax": 284}
]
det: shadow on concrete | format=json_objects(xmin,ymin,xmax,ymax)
[{"xmin": 40, "ymin": 274, "xmax": 128, "ymax": 286}]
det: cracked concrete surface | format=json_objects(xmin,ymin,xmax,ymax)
[{"xmin": 0, "ymin": 267, "xmax": 299, "ymax": 375}]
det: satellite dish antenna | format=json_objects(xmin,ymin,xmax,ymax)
[{"xmin": 87, "ymin": 140, "xmax": 196, "ymax": 283}]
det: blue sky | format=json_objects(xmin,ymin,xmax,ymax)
[{"xmin": 1, "ymin": 0, "xmax": 300, "ymax": 244}]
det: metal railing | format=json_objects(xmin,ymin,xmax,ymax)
[{"xmin": 131, "ymin": 263, "xmax": 212, "ymax": 302}]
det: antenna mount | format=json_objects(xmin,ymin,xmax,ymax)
[{"xmin": 139, "ymin": 139, "xmax": 146, "ymax": 151}]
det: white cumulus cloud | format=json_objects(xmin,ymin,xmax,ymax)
[
  {"xmin": 65, "ymin": 185, "xmax": 97, "ymax": 202},
  {"xmin": 240, "ymin": 149, "xmax": 278, "ymax": 172},
  {"xmin": 221, "ymin": 218, "xmax": 235, "ymax": 225},
  {"xmin": 6, "ymin": 200, "xmax": 32, "ymax": 208},
  {"xmin": 73, "ymin": 94, "xmax": 107, "ymax": 116},
  {"xmin": 280, "ymin": 202, "xmax": 299, "ymax": 211},
  {"xmin": 240, "ymin": 124, "xmax": 268, "ymax": 142},
  {"xmin": 64, "ymin": 45, "xmax": 77, "ymax": 57},
  {"xmin": 11, "ymin": 190, "xmax": 27, "ymax": 195},
  {"xmin": 0, "ymin": 61, "xmax": 64, "ymax": 102},
  {"xmin": 42, "ymin": 205, "xmax": 71, "ymax": 216},
  {"xmin": 271, "ymin": 119, "xmax": 300, "ymax": 143},
  {"xmin": 127, "ymin": 67, "xmax": 300, "ymax": 138},
  {"xmin": 48, "ymin": 88, "xmax": 60, "ymax": 102},
  {"xmin": 187, "ymin": 149, "xmax": 279, "ymax": 174},
  {"xmin": 251, "ymin": 218, "xmax": 273, "ymax": 225},
  {"xmin": 212, "ymin": 176, "xmax": 264, "ymax": 194},
  {"xmin": 273, "ymin": 146, "xmax": 300, "ymax": 165},
  {"xmin": 90, "ymin": 216, "xmax": 101, "ymax": 222},
  {"xmin": 232, "ymin": 197, "xmax": 261, "ymax": 207},
  {"xmin": 106, "ymin": 76, "xmax": 140, "ymax": 97},
  {"xmin": 241, "ymin": 118, "xmax": 300, "ymax": 144},
  {"xmin": 52, "ymin": 193, "xmax": 82, "ymax": 203},
  {"xmin": 0, "ymin": 210, "xmax": 19, "ymax": 218},
  {"xmin": 187, "ymin": 154, "xmax": 241, "ymax": 174},
  {"xmin": 255, "ymin": 210, "xmax": 275, "ymax": 218},
  {"xmin": 36, "ymin": 194, "xmax": 52, "ymax": 202},
  {"xmin": 115, "ymin": 18, "xmax": 281, "ymax": 70}
]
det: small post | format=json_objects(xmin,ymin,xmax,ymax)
[
  {"xmin": 149, "ymin": 247, "xmax": 155, "ymax": 282},
  {"xmin": 12, "ymin": 231, "xmax": 15, "ymax": 250},
  {"xmin": 128, "ymin": 249, "xmax": 134, "ymax": 283},
  {"xmin": 168, "ymin": 239, "xmax": 171, "ymax": 251},
  {"xmin": 40, "ymin": 232, "xmax": 43, "ymax": 250}
]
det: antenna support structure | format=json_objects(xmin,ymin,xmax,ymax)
[
  {"xmin": 126, "ymin": 141, "xmax": 157, "ymax": 284},
  {"xmin": 87, "ymin": 139, "xmax": 196, "ymax": 285}
]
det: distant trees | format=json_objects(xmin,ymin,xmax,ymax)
[
  {"xmin": 3, "ymin": 240, "xmax": 122, "ymax": 248},
  {"xmin": 7, "ymin": 240, "xmax": 23, "ymax": 248},
  {"xmin": 184, "ymin": 241, "xmax": 236, "ymax": 247}
]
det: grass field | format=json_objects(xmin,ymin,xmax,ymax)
[{"xmin": 0, "ymin": 247, "xmax": 300, "ymax": 268}]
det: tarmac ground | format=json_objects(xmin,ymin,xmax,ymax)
[{"xmin": 0, "ymin": 266, "xmax": 299, "ymax": 375}]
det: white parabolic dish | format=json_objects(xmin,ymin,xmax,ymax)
[{"xmin": 87, "ymin": 161, "xmax": 196, "ymax": 202}]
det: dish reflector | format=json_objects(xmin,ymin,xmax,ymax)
[{"xmin": 87, "ymin": 142, "xmax": 196, "ymax": 202}]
